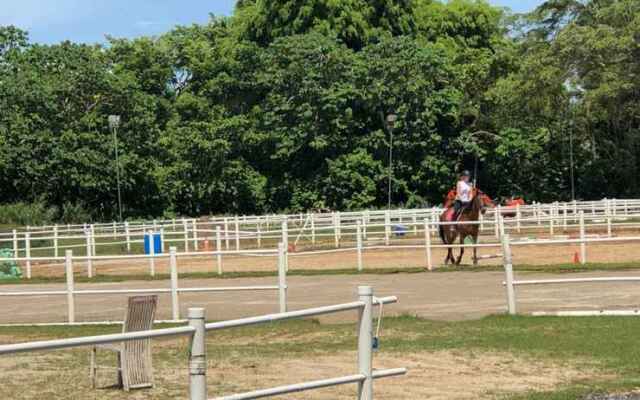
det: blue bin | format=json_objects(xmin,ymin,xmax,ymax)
[
  {"xmin": 392, "ymin": 224, "xmax": 408, "ymax": 237},
  {"xmin": 144, "ymin": 232, "xmax": 163, "ymax": 254}
]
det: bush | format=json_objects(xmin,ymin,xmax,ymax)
[
  {"xmin": 60, "ymin": 202, "xmax": 92, "ymax": 224},
  {"xmin": 0, "ymin": 202, "xmax": 58, "ymax": 226}
]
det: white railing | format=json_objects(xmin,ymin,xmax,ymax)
[
  {"xmin": 500, "ymin": 233, "xmax": 640, "ymax": 316},
  {"xmin": 3, "ymin": 198, "xmax": 640, "ymax": 258},
  {"xmin": 0, "ymin": 286, "xmax": 405, "ymax": 400},
  {"xmin": 0, "ymin": 244, "xmax": 288, "ymax": 325},
  {"xmin": 4, "ymin": 199, "xmax": 640, "ymax": 278}
]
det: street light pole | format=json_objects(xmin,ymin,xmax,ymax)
[
  {"xmin": 386, "ymin": 114, "xmax": 397, "ymax": 210},
  {"xmin": 108, "ymin": 115, "xmax": 123, "ymax": 222}
]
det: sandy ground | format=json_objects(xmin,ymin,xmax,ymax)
[{"xmin": 4, "ymin": 268, "xmax": 640, "ymax": 324}]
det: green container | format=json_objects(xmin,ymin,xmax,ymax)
[{"xmin": 0, "ymin": 248, "xmax": 22, "ymax": 280}]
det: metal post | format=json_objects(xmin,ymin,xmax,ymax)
[
  {"xmin": 65, "ymin": 250, "xmax": 75, "ymax": 323},
  {"xmin": 125, "ymin": 221, "xmax": 131, "ymax": 252},
  {"xmin": 501, "ymin": 235, "xmax": 516, "ymax": 315},
  {"xmin": 357, "ymin": 286, "xmax": 373, "ymax": 400},
  {"xmin": 278, "ymin": 242, "xmax": 288, "ymax": 313},
  {"xmin": 170, "ymin": 247, "xmax": 180, "ymax": 321},
  {"xmin": 356, "ymin": 221, "xmax": 363, "ymax": 272},
  {"xmin": 215, "ymin": 226, "xmax": 223, "ymax": 275},
  {"xmin": 424, "ymin": 219, "xmax": 432, "ymax": 271},
  {"xmin": 25, "ymin": 232, "xmax": 31, "ymax": 279},
  {"xmin": 53, "ymin": 225, "xmax": 59, "ymax": 258},
  {"xmin": 149, "ymin": 231, "xmax": 156, "ymax": 277},
  {"xmin": 579, "ymin": 211, "xmax": 586, "ymax": 265},
  {"xmin": 188, "ymin": 307, "xmax": 207, "ymax": 400}
]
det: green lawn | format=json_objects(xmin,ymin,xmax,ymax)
[{"xmin": 1, "ymin": 315, "xmax": 640, "ymax": 399}]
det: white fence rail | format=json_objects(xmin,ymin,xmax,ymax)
[
  {"xmin": 0, "ymin": 286, "xmax": 405, "ymax": 400},
  {"xmin": 500, "ymin": 233, "xmax": 640, "ymax": 316},
  {"xmin": 0, "ymin": 244, "xmax": 288, "ymax": 324}
]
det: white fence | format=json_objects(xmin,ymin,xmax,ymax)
[
  {"xmin": 0, "ymin": 286, "xmax": 406, "ymax": 400},
  {"xmin": 2, "ymin": 198, "xmax": 640, "ymax": 259},
  {"xmin": 500, "ymin": 233, "xmax": 640, "ymax": 316},
  {"xmin": 0, "ymin": 244, "xmax": 288, "ymax": 324}
]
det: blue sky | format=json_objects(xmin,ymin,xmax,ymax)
[{"xmin": 0, "ymin": 0, "xmax": 545, "ymax": 44}]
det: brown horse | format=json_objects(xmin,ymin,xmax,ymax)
[{"xmin": 439, "ymin": 190, "xmax": 495, "ymax": 265}]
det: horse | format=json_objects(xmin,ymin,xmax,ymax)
[{"xmin": 439, "ymin": 190, "xmax": 495, "ymax": 265}]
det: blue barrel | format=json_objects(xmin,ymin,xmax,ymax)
[{"xmin": 144, "ymin": 232, "xmax": 163, "ymax": 254}]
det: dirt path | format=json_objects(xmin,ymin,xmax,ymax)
[{"xmin": 3, "ymin": 269, "xmax": 640, "ymax": 324}]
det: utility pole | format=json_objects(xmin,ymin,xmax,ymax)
[{"xmin": 108, "ymin": 115, "xmax": 123, "ymax": 221}]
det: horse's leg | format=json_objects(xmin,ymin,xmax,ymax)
[
  {"xmin": 456, "ymin": 233, "xmax": 465, "ymax": 265},
  {"xmin": 472, "ymin": 235, "xmax": 478, "ymax": 266}
]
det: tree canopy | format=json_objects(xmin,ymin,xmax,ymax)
[{"xmin": 0, "ymin": 0, "xmax": 637, "ymax": 219}]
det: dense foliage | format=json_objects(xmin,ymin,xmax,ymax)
[{"xmin": 0, "ymin": 0, "xmax": 638, "ymax": 220}]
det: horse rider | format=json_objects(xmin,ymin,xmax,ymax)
[{"xmin": 453, "ymin": 170, "xmax": 473, "ymax": 220}]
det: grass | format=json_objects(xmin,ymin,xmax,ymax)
[
  {"xmin": 2, "ymin": 315, "xmax": 640, "ymax": 399},
  {"xmin": 2, "ymin": 261, "xmax": 640, "ymax": 286}
]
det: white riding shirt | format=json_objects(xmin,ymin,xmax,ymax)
[{"xmin": 456, "ymin": 180, "xmax": 472, "ymax": 202}]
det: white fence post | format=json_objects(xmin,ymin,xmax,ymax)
[
  {"xmin": 281, "ymin": 218, "xmax": 289, "ymax": 272},
  {"xmin": 333, "ymin": 212, "xmax": 339, "ymax": 248},
  {"xmin": 53, "ymin": 225, "xmax": 59, "ymax": 258},
  {"xmin": 310, "ymin": 213, "xmax": 316, "ymax": 245},
  {"xmin": 234, "ymin": 216, "xmax": 240, "ymax": 251},
  {"xmin": 607, "ymin": 214, "xmax": 612, "ymax": 238},
  {"xmin": 25, "ymin": 232, "xmax": 31, "ymax": 279},
  {"xmin": 224, "ymin": 217, "xmax": 229, "ymax": 250},
  {"xmin": 579, "ymin": 211, "xmax": 587, "ymax": 265},
  {"xmin": 356, "ymin": 220, "xmax": 363, "ymax": 272},
  {"xmin": 149, "ymin": 231, "xmax": 156, "ymax": 277},
  {"xmin": 86, "ymin": 229, "xmax": 93, "ymax": 278},
  {"xmin": 160, "ymin": 227, "xmax": 165, "ymax": 253},
  {"xmin": 183, "ymin": 218, "xmax": 189, "ymax": 252},
  {"xmin": 384, "ymin": 211, "xmax": 391, "ymax": 246},
  {"xmin": 90, "ymin": 224, "xmax": 96, "ymax": 257},
  {"xmin": 12, "ymin": 229, "xmax": 18, "ymax": 258},
  {"xmin": 216, "ymin": 226, "xmax": 223, "ymax": 275},
  {"xmin": 65, "ymin": 250, "xmax": 75, "ymax": 324},
  {"xmin": 256, "ymin": 223, "xmax": 262, "ymax": 248},
  {"xmin": 125, "ymin": 221, "xmax": 131, "ymax": 252},
  {"xmin": 501, "ymin": 234, "xmax": 516, "ymax": 315},
  {"xmin": 112, "ymin": 221, "xmax": 117, "ymax": 239},
  {"xmin": 278, "ymin": 242, "xmax": 288, "ymax": 313},
  {"xmin": 424, "ymin": 219, "xmax": 432, "ymax": 271},
  {"xmin": 188, "ymin": 307, "xmax": 207, "ymax": 400},
  {"xmin": 549, "ymin": 216, "xmax": 554, "ymax": 237},
  {"xmin": 357, "ymin": 286, "xmax": 373, "ymax": 400},
  {"xmin": 192, "ymin": 219, "xmax": 198, "ymax": 251},
  {"xmin": 494, "ymin": 206, "xmax": 501, "ymax": 239},
  {"xmin": 516, "ymin": 204, "xmax": 521, "ymax": 233},
  {"xmin": 412, "ymin": 212, "xmax": 417, "ymax": 235},
  {"xmin": 170, "ymin": 247, "xmax": 180, "ymax": 321}
]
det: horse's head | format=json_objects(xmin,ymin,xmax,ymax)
[{"xmin": 473, "ymin": 189, "xmax": 495, "ymax": 214}]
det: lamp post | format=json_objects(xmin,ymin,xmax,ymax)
[
  {"xmin": 385, "ymin": 113, "xmax": 397, "ymax": 210},
  {"xmin": 108, "ymin": 115, "xmax": 123, "ymax": 222}
]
